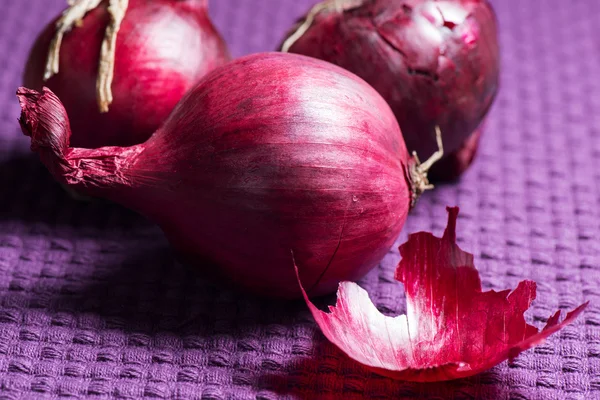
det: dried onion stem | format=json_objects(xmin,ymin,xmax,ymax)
[
  {"xmin": 281, "ymin": 0, "xmax": 363, "ymax": 53},
  {"xmin": 44, "ymin": 0, "xmax": 129, "ymax": 113},
  {"xmin": 409, "ymin": 126, "xmax": 444, "ymax": 208}
]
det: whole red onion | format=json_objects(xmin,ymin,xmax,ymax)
[
  {"xmin": 281, "ymin": 0, "xmax": 500, "ymax": 180},
  {"xmin": 23, "ymin": 0, "xmax": 229, "ymax": 149},
  {"xmin": 17, "ymin": 53, "xmax": 441, "ymax": 298}
]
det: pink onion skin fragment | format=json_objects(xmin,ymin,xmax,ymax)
[
  {"xmin": 17, "ymin": 52, "xmax": 414, "ymax": 299},
  {"xmin": 283, "ymin": 0, "xmax": 500, "ymax": 181},
  {"xmin": 297, "ymin": 207, "xmax": 588, "ymax": 382},
  {"xmin": 24, "ymin": 0, "xmax": 230, "ymax": 149}
]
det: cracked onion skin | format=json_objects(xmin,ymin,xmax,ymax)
[
  {"xmin": 23, "ymin": 0, "xmax": 230, "ymax": 149},
  {"xmin": 18, "ymin": 52, "xmax": 413, "ymax": 299},
  {"xmin": 282, "ymin": 0, "xmax": 499, "ymax": 180}
]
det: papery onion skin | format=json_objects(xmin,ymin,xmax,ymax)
[
  {"xmin": 18, "ymin": 52, "xmax": 413, "ymax": 299},
  {"xmin": 23, "ymin": 0, "xmax": 230, "ymax": 149},
  {"xmin": 281, "ymin": 0, "xmax": 500, "ymax": 181},
  {"xmin": 296, "ymin": 207, "xmax": 588, "ymax": 382}
]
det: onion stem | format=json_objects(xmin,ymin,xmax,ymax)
[
  {"xmin": 281, "ymin": 0, "xmax": 363, "ymax": 53},
  {"xmin": 44, "ymin": 0, "xmax": 129, "ymax": 113},
  {"xmin": 44, "ymin": 0, "xmax": 103, "ymax": 81},
  {"xmin": 97, "ymin": 0, "xmax": 128, "ymax": 113},
  {"xmin": 409, "ymin": 126, "xmax": 444, "ymax": 208}
]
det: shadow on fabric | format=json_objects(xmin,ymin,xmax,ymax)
[
  {"xmin": 0, "ymin": 153, "xmax": 311, "ymax": 340},
  {"xmin": 256, "ymin": 337, "xmax": 505, "ymax": 400},
  {"xmin": 0, "ymin": 153, "xmax": 147, "ymax": 232}
]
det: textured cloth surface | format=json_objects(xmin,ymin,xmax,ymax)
[{"xmin": 0, "ymin": 0, "xmax": 599, "ymax": 399}]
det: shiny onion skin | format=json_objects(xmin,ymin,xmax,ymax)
[
  {"xmin": 281, "ymin": 0, "xmax": 500, "ymax": 180},
  {"xmin": 18, "ymin": 53, "xmax": 423, "ymax": 299},
  {"xmin": 24, "ymin": 0, "xmax": 230, "ymax": 149}
]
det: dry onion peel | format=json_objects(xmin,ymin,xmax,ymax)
[{"xmin": 296, "ymin": 207, "xmax": 588, "ymax": 381}]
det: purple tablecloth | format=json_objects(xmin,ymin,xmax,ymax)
[{"xmin": 1, "ymin": 0, "xmax": 599, "ymax": 399}]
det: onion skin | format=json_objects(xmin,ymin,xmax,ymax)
[
  {"xmin": 18, "ymin": 53, "xmax": 413, "ymax": 299},
  {"xmin": 297, "ymin": 207, "xmax": 589, "ymax": 382},
  {"xmin": 23, "ymin": 0, "xmax": 230, "ymax": 149},
  {"xmin": 281, "ymin": 0, "xmax": 500, "ymax": 180}
]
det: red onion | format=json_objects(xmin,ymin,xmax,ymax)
[
  {"xmin": 23, "ymin": 0, "xmax": 229, "ymax": 149},
  {"xmin": 17, "ymin": 53, "xmax": 442, "ymax": 298},
  {"xmin": 280, "ymin": 0, "xmax": 500, "ymax": 180}
]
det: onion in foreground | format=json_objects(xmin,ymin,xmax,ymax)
[{"xmin": 18, "ymin": 53, "xmax": 441, "ymax": 298}]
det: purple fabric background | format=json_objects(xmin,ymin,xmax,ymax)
[{"xmin": 0, "ymin": 0, "xmax": 599, "ymax": 398}]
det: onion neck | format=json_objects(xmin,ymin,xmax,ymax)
[{"xmin": 17, "ymin": 87, "xmax": 142, "ymax": 199}]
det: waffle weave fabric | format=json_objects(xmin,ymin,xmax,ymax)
[{"xmin": 1, "ymin": 0, "xmax": 599, "ymax": 399}]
